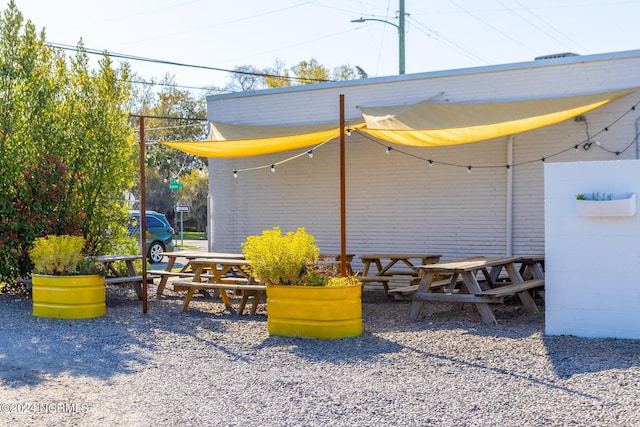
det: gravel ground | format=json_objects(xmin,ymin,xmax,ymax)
[{"xmin": 1, "ymin": 284, "xmax": 639, "ymax": 427}]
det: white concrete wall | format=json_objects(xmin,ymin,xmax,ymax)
[
  {"xmin": 206, "ymin": 50, "xmax": 640, "ymax": 273},
  {"xmin": 545, "ymin": 160, "xmax": 640, "ymax": 339}
]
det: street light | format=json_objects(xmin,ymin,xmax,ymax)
[{"xmin": 351, "ymin": 0, "xmax": 406, "ymax": 74}]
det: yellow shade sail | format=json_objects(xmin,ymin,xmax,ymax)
[
  {"xmin": 359, "ymin": 88, "xmax": 637, "ymax": 147},
  {"xmin": 162, "ymin": 122, "xmax": 365, "ymax": 158},
  {"xmin": 161, "ymin": 88, "xmax": 637, "ymax": 157}
]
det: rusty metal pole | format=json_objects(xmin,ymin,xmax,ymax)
[
  {"xmin": 339, "ymin": 95, "xmax": 347, "ymax": 277},
  {"xmin": 139, "ymin": 116, "xmax": 148, "ymax": 314}
]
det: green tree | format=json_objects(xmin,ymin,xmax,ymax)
[
  {"xmin": 0, "ymin": 2, "xmax": 136, "ymax": 284},
  {"xmin": 177, "ymin": 169, "xmax": 208, "ymax": 231},
  {"xmin": 290, "ymin": 58, "xmax": 330, "ymax": 84},
  {"xmin": 262, "ymin": 58, "xmax": 291, "ymax": 89},
  {"xmin": 225, "ymin": 59, "xmax": 367, "ymax": 91},
  {"xmin": 129, "ymin": 75, "xmax": 207, "ymax": 227}
]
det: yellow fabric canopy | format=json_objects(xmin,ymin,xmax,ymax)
[
  {"xmin": 162, "ymin": 121, "xmax": 366, "ymax": 158},
  {"xmin": 359, "ymin": 88, "xmax": 636, "ymax": 147},
  {"xmin": 161, "ymin": 88, "xmax": 637, "ymax": 157}
]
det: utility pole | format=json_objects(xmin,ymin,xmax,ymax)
[
  {"xmin": 399, "ymin": 0, "xmax": 405, "ymax": 75},
  {"xmin": 351, "ymin": 0, "xmax": 406, "ymax": 75}
]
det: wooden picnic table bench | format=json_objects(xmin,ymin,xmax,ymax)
[
  {"xmin": 97, "ymin": 254, "xmax": 158, "ymax": 300},
  {"xmin": 408, "ymin": 256, "xmax": 544, "ymax": 325},
  {"xmin": 154, "ymin": 251, "xmax": 244, "ymax": 295},
  {"xmin": 358, "ymin": 253, "xmax": 442, "ymax": 295},
  {"xmin": 175, "ymin": 258, "xmax": 264, "ymax": 315}
]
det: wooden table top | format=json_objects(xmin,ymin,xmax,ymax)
[
  {"xmin": 360, "ymin": 253, "xmax": 442, "ymax": 260},
  {"xmin": 189, "ymin": 258, "xmax": 250, "ymax": 266},
  {"xmin": 417, "ymin": 256, "xmax": 522, "ymax": 273},
  {"xmin": 159, "ymin": 251, "xmax": 244, "ymax": 259},
  {"xmin": 97, "ymin": 254, "xmax": 142, "ymax": 263}
]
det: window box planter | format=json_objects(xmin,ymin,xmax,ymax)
[{"xmin": 576, "ymin": 192, "xmax": 636, "ymax": 217}]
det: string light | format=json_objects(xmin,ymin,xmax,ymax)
[
  {"xmin": 386, "ymin": 146, "xmax": 393, "ymax": 154},
  {"xmin": 428, "ymin": 159, "xmax": 433, "ymax": 167},
  {"xmin": 231, "ymin": 137, "xmax": 333, "ymax": 178},
  {"xmin": 467, "ymin": 166, "xmax": 472, "ymax": 173}
]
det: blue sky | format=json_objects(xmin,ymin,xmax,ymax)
[{"xmin": 14, "ymin": 0, "xmax": 640, "ymax": 94}]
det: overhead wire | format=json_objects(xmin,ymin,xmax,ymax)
[
  {"xmin": 446, "ymin": 0, "xmax": 538, "ymax": 55},
  {"xmin": 496, "ymin": 0, "xmax": 587, "ymax": 51},
  {"xmin": 406, "ymin": 16, "xmax": 492, "ymax": 65},
  {"xmin": 48, "ymin": 42, "xmax": 333, "ymax": 84}
]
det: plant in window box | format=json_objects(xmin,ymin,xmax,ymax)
[
  {"xmin": 29, "ymin": 235, "xmax": 106, "ymax": 319},
  {"xmin": 575, "ymin": 192, "xmax": 636, "ymax": 217},
  {"xmin": 241, "ymin": 227, "xmax": 361, "ymax": 339}
]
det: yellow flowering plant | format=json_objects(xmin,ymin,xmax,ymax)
[
  {"xmin": 29, "ymin": 235, "xmax": 101, "ymax": 276},
  {"xmin": 241, "ymin": 227, "xmax": 358, "ymax": 286}
]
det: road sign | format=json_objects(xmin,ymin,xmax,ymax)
[
  {"xmin": 168, "ymin": 178, "xmax": 183, "ymax": 190},
  {"xmin": 176, "ymin": 205, "xmax": 190, "ymax": 213}
]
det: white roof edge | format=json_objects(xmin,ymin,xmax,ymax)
[{"xmin": 206, "ymin": 49, "xmax": 640, "ymax": 102}]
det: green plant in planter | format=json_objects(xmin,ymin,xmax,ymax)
[
  {"xmin": 29, "ymin": 235, "xmax": 102, "ymax": 276},
  {"xmin": 241, "ymin": 227, "xmax": 320, "ymax": 286}
]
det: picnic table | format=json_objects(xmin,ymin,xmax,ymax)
[
  {"xmin": 152, "ymin": 251, "xmax": 244, "ymax": 295},
  {"xmin": 318, "ymin": 253, "xmax": 355, "ymax": 275},
  {"xmin": 96, "ymin": 254, "xmax": 158, "ymax": 300},
  {"xmin": 407, "ymin": 256, "xmax": 544, "ymax": 325},
  {"xmin": 172, "ymin": 258, "xmax": 265, "ymax": 315},
  {"xmin": 358, "ymin": 253, "xmax": 442, "ymax": 294}
]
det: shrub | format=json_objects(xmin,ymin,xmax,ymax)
[
  {"xmin": 241, "ymin": 227, "xmax": 319, "ymax": 286},
  {"xmin": 241, "ymin": 227, "xmax": 359, "ymax": 287},
  {"xmin": 29, "ymin": 235, "xmax": 100, "ymax": 276}
]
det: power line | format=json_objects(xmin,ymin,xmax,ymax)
[
  {"xmin": 47, "ymin": 42, "xmax": 333, "ymax": 84},
  {"xmin": 498, "ymin": 0, "xmax": 587, "ymax": 53},
  {"xmin": 407, "ymin": 16, "xmax": 492, "ymax": 65},
  {"xmin": 130, "ymin": 79, "xmax": 229, "ymax": 93}
]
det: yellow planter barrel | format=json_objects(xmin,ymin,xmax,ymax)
[
  {"xmin": 266, "ymin": 284, "xmax": 362, "ymax": 339},
  {"xmin": 32, "ymin": 274, "xmax": 106, "ymax": 319}
]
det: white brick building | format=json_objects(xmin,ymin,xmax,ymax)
[{"xmin": 203, "ymin": 50, "xmax": 640, "ymax": 273}]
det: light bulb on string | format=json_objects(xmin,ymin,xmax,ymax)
[
  {"xmin": 428, "ymin": 159, "xmax": 433, "ymax": 167},
  {"xmin": 270, "ymin": 164, "xmax": 275, "ymax": 173},
  {"xmin": 346, "ymin": 129, "xmax": 351, "ymax": 136},
  {"xmin": 307, "ymin": 150, "xmax": 313, "ymax": 158},
  {"xmin": 233, "ymin": 170, "xmax": 238, "ymax": 178},
  {"xmin": 386, "ymin": 146, "xmax": 392, "ymax": 154},
  {"xmin": 467, "ymin": 166, "xmax": 472, "ymax": 174}
]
